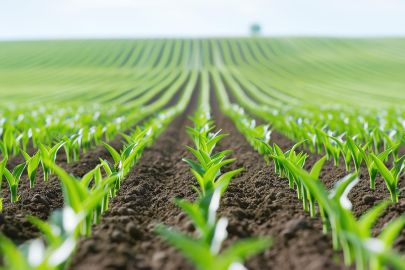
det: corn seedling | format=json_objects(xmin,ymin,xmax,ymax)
[
  {"xmin": 183, "ymin": 126, "xmax": 243, "ymax": 197},
  {"xmin": 329, "ymin": 136, "xmax": 353, "ymax": 171},
  {"xmin": 369, "ymin": 153, "xmax": 405, "ymax": 202},
  {"xmin": 49, "ymin": 162, "xmax": 118, "ymax": 236},
  {"xmin": 100, "ymin": 137, "xmax": 149, "ymax": 196},
  {"xmin": 3, "ymin": 162, "xmax": 26, "ymax": 202},
  {"xmin": 61, "ymin": 134, "xmax": 82, "ymax": 163},
  {"xmin": 356, "ymin": 144, "xmax": 399, "ymax": 189},
  {"xmin": 380, "ymin": 130, "xmax": 402, "ymax": 160},
  {"xmin": 0, "ymin": 157, "xmax": 7, "ymax": 210},
  {"xmin": 0, "ymin": 129, "xmax": 16, "ymax": 157},
  {"xmin": 346, "ymin": 136, "xmax": 370, "ymax": 174},
  {"xmin": 0, "ymin": 207, "xmax": 87, "ymax": 270},
  {"xmin": 39, "ymin": 141, "xmax": 66, "ymax": 182},
  {"xmin": 155, "ymin": 188, "xmax": 272, "ymax": 270},
  {"xmin": 21, "ymin": 149, "xmax": 41, "ymax": 188}
]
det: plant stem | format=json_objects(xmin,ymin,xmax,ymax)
[
  {"xmin": 102, "ymin": 194, "xmax": 109, "ymax": 212},
  {"xmin": 288, "ymin": 176, "xmax": 294, "ymax": 189},
  {"xmin": 391, "ymin": 191, "xmax": 398, "ymax": 203},
  {"xmin": 10, "ymin": 185, "xmax": 18, "ymax": 202},
  {"xmin": 44, "ymin": 169, "xmax": 49, "ymax": 182},
  {"xmin": 94, "ymin": 205, "xmax": 102, "ymax": 225},
  {"xmin": 370, "ymin": 177, "xmax": 375, "ymax": 190},
  {"xmin": 309, "ymin": 200, "xmax": 316, "ymax": 218}
]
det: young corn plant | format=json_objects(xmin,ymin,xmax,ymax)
[
  {"xmin": 369, "ymin": 153, "xmax": 405, "ymax": 202},
  {"xmin": 304, "ymin": 156, "xmax": 327, "ymax": 218},
  {"xmin": 155, "ymin": 188, "xmax": 272, "ymax": 270},
  {"xmin": 284, "ymin": 148, "xmax": 309, "ymax": 200},
  {"xmin": 0, "ymin": 128, "xmax": 16, "ymax": 157},
  {"xmin": 39, "ymin": 141, "xmax": 66, "ymax": 182},
  {"xmin": 329, "ymin": 136, "xmax": 353, "ymax": 171},
  {"xmin": 100, "ymin": 133, "xmax": 149, "ymax": 197},
  {"xmin": 48, "ymin": 162, "xmax": 118, "ymax": 236},
  {"xmin": 255, "ymin": 138, "xmax": 306, "ymax": 191},
  {"xmin": 371, "ymin": 127, "xmax": 383, "ymax": 155},
  {"xmin": 380, "ymin": 130, "xmax": 401, "ymax": 160},
  {"xmin": 0, "ymin": 207, "xmax": 90, "ymax": 270},
  {"xmin": 183, "ymin": 126, "xmax": 243, "ymax": 198},
  {"xmin": 62, "ymin": 134, "xmax": 82, "ymax": 163},
  {"xmin": 356, "ymin": 143, "xmax": 399, "ymax": 189},
  {"xmin": 20, "ymin": 149, "xmax": 41, "ymax": 188},
  {"xmin": 3, "ymin": 162, "xmax": 26, "ymax": 202},
  {"xmin": 79, "ymin": 126, "xmax": 93, "ymax": 154},
  {"xmin": 346, "ymin": 136, "xmax": 370, "ymax": 174},
  {"xmin": 0, "ymin": 157, "xmax": 8, "ymax": 210},
  {"xmin": 281, "ymin": 157, "xmax": 405, "ymax": 270},
  {"xmin": 367, "ymin": 214, "xmax": 405, "ymax": 270},
  {"xmin": 183, "ymin": 146, "xmax": 243, "ymax": 197}
]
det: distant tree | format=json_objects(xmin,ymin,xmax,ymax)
[{"xmin": 250, "ymin": 24, "xmax": 261, "ymax": 36}]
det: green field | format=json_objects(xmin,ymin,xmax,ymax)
[{"xmin": 1, "ymin": 38, "xmax": 405, "ymax": 270}]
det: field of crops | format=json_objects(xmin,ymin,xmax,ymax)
[{"xmin": 1, "ymin": 38, "xmax": 405, "ymax": 270}]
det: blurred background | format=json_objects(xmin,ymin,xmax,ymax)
[{"xmin": 1, "ymin": 0, "xmax": 405, "ymax": 40}]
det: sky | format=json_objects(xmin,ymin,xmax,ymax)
[{"xmin": 1, "ymin": 0, "xmax": 405, "ymax": 40}]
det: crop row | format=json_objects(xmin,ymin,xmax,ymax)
[
  {"xmin": 213, "ymin": 82, "xmax": 405, "ymax": 269},
  {"xmin": 0, "ymin": 69, "xmax": 199, "ymax": 268},
  {"xmin": 156, "ymin": 106, "xmax": 272, "ymax": 270},
  {"xmin": 1, "ymin": 38, "xmax": 405, "ymax": 269}
]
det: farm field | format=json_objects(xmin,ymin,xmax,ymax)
[{"xmin": 1, "ymin": 38, "xmax": 405, "ymax": 270}]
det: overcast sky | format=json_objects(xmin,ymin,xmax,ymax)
[{"xmin": 1, "ymin": 0, "xmax": 405, "ymax": 40}]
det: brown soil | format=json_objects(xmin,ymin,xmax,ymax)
[
  {"xmin": 2, "ymin": 99, "xmax": 405, "ymax": 270},
  {"xmin": 0, "ymin": 138, "xmax": 123, "ymax": 244}
]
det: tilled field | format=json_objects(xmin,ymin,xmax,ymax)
[
  {"xmin": 3, "ymin": 101, "xmax": 405, "ymax": 269},
  {"xmin": 2, "ymin": 38, "xmax": 405, "ymax": 270}
]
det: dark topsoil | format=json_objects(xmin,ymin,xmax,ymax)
[{"xmin": 2, "ymin": 112, "xmax": 405, "ymax": 269}]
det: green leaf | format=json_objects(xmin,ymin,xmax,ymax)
[
  {"xmin": 3, "ymin": 168, "xmax": 15, "ymax": 186},
  {"xmin": 26, "ymin": 215, "xmax": 59, "ymax": 246},
  {"xmin": 183, "ymin": 159, "xmax": 205, "ymax": 176},
  {"xmin": 155, "ymin": 224, "xmax": 214, "ymax": 268},
  {"xmin": 12, "ymin": 162, "xmax": 26, "ymax": 184},
  {"xmin": 101, "ymin": 141, "xmax": 121, "ymax": 164},
  {"xmin": 20, "ymin": 149, "xmax": 31, "ymax": 162},
  {"xmin": 211, "ymin": 150, "xmax": 233, "ymax": 160},
  {"xmin": 329, "ymin": 173, "xmax": 359, "ymax": 210},
  {"xmin": 215, "ymin": 168, "xmax": 244, "ymax": 196},
  {"xmin": 390, "ymin": 155, "xmax": 405, "ymax": 180},
  {"xmin": 27, "ymin": 151, "xmax": 41, "ymax": 183},
  {"xmin": 206, "ymin": 134, "xmax": 229, "ymax": 154},
  {"xmin": 203, "ymin": 159, "xmax": 235, "ymax": 185},
  {"xmin": 99, "ymin": 158, "xmax": 113, "ymax": 175},
  {"xmin": 310, "ymin": 156, "xmax": 327, "ymax": 180},
  {"xmin": 219, "ymin": 236, "xmax": 273, "ymax": 267},
  {"xmin": 174, "ymin": 198, "xmax": 207, "ymax": 233},
  {"xmin": 199, "ymin": 149, "xmax": 212, "ymax": 165},
  {"xmin": 81, "ymin": 165, "xmax": 101, "ymax": 188},
  {"xmin": 49, "ymin": 141, "xmax": 66, "ymax": 162},
  {"xmin": 190, "ymin": 185, "xmax": 202, "ymax": 198},
  {"xmin": 378, "ymin": 215, "xmax": 405, "ymax": 247},
  {"xmin": 357, "ymin": 200, "xmax": 390, "ymax": 238},
  {"xmin": 49, "ymin": 163, "xmax": 87, "ymax": 212},
  {"xmin": 289, "ymin": 140, "xmax": 307, "ymax": 159},
  {"xmin": 0, "ymin": 157, "xmax": 8, "ymax": 192},
  {"xmin": 0, "ymin": 233, "xmax": 30, "ymax": 269},
  {"xmin": 186, "ymin": 145, "xmax": 207, "ymax": 169},
  {"xmin": 369, "ymin": 153, "xmax": 395, "ymax": 186},
  {"xmin": 191, "ymin": 169, "xmax": 206, "ymax": 194},
  {"xmin": 39, "ymin": 143, "xmax": 50, "ymax": 162}
]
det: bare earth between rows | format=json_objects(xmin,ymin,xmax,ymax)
[{"xmin": 2, "ymin": 112, "xmax": 405, "ymax": 269}]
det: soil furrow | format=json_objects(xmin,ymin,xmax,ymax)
[{"xmin": 0, "ymin": 137, "xmax": 123, "ymax": 244}]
